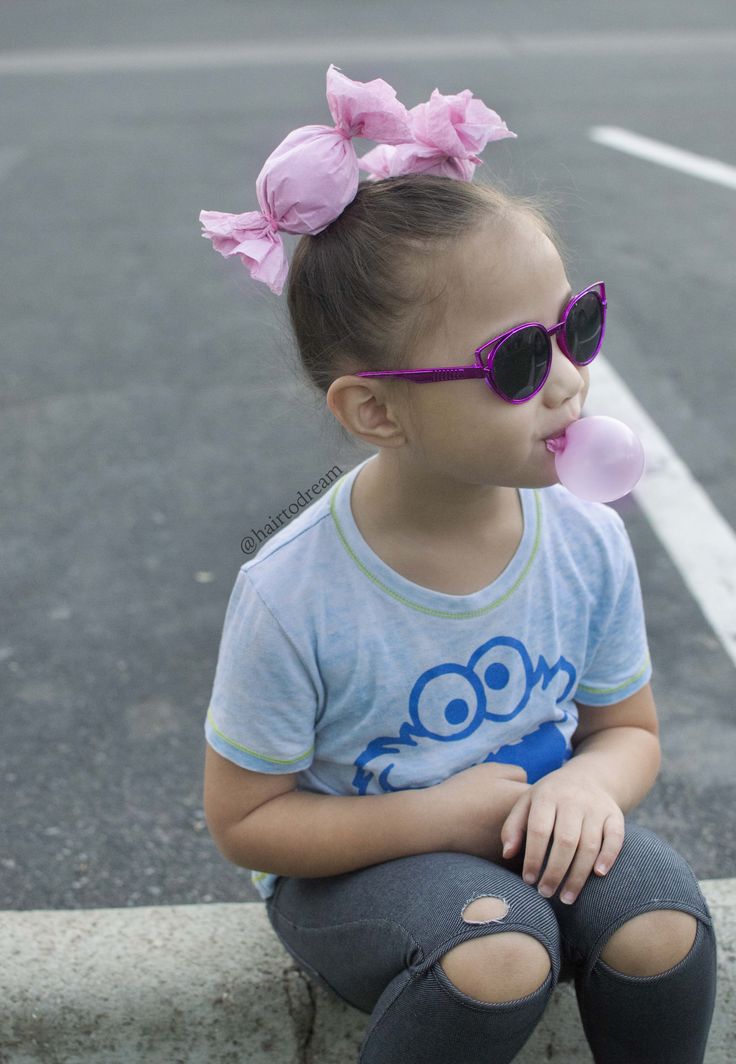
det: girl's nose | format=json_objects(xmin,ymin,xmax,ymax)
[{"xmin": 542, "ymin": 341, "xmax": 586, "ymax": 407}]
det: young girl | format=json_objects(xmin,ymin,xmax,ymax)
[{"xmin": 200, "ymin": 66, "xmax": 717, "ymax": 1064}]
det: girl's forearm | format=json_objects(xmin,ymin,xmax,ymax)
[
  {"xmin": 561, "ymin": 726, "xmax": 661, "ymax": 814},
  {"xmin": 218, "ymin": 785, "xmax": 456, "ymax": 878}
]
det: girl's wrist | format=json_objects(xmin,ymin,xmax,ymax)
[
  {"xmin": 407, "ymin": 783, "xmax": 461, "ymax": 855},
  {"xmin": 434, "ymin": 777, "xmax": 529, "ymax": 861}
]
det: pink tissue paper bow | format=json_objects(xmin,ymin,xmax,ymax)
[
  {"xmin": 358, "ymin": 88, "xmax": 517, "ymax": 181},
  {"xmin": 199, "ymin": 64, "xmax": 412, "ymax": 294}
]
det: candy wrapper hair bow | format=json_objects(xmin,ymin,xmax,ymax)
[
  {"xmin": 358, "ymin": 88, "xmax": 517, "ymax": 182},
  {"xmin": 198, "ymin": 64, "xmax": 412, "ymax": 294}
]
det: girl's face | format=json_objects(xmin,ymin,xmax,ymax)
[{"xmin": 399, "ymin": 212, "xmax": 590, "ymax": 491}]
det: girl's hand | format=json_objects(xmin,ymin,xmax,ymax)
[
  {"xmin": 432, "ymin": 761, "xmax": 530, "ymax": 864},
  {"xmin": 500, "ymin": 769, "xmax": 625, "ymax": 904},
  {"xmin": 431, "ymin": 757, "xmax": 529, "ymax": 863}
]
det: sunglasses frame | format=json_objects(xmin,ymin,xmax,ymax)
[{"xmin": 354, "ymin": 281, "xmax": 607, "ymax": 405}]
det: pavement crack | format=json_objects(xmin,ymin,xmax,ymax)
[
  {"xmin": 282, "ymin": 964, "xmax": 316, "ymax": 1064},
  {"xmin": 302, "ymin": 977, "xmax": 318, "ymax": 1064}
]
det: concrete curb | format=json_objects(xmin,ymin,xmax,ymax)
[{"xmin": 2, "ymin": 879, "xmax": 733, "ymax": 1063}]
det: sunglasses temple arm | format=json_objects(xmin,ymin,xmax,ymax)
[{"xmin": 356, "ymin": 367, "xmax": 487, "ymax": 383}]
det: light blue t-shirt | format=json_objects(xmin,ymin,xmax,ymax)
[{"xmin": 205, "ymin": 454, "xmax": 652, "ymax": 900}]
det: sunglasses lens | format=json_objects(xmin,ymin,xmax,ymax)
[
  {"xmin": 491, "ymin": 326, "xmax": 550, "ymax": 401},
  {"xmin": 565, "ymin": 290, "xmax": 604, "ymax": 364}
]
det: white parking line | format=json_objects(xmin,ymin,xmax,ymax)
[
  {"xmin": 585, "ymin": 355, "xmax": 736, "ymax": 669},
  {"xmin": 588, "ymin": 126, "xmax": 736, "ymax": 666},
  {"xmin": 0, "ymin": 30, "xmax": 735, "ymax": 75},
  {"xmin": 590, "ymin": 127, "xmax": 736, "ymax": 191}
]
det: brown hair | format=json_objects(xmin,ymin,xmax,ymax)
[{"xmin": 285, "ymin": 172, "xmax": 568, "ymax": 403}]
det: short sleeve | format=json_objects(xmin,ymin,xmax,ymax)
[
  {"xmin": 204, "ymin": 569, "xmax": 318, "ymax": 773},
  {"xmin": 574, "ymin": 513, "xmax": 652, "ymax": 706}
]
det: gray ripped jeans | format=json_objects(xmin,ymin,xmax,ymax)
[{"xmin": 265, "ymin": 818, "xmax": 717, "ymax": 1063}]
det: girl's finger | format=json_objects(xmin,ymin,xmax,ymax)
[
  {"xmin": 594, "ymin": 813, "xmax": 625, "ymax": 874},
  {"xmin": 521, "ymin": 801, "xmax": 556, "ymax": 886},
  {"xmin": 556, "ymin": 820, "xmax": 604, "ymax": 903},
  {"xmin": 535, "ymin": 807, "xmax": 584, "ymax": 898},
  {"xmin": 501, "ymin": 792, "xmax": 530, "ymax": 857}
]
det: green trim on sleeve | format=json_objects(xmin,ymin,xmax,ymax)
[
  {"xmin": 576, "ymin": 654, "xmax": 651, "ymax": 697},
  {"xmin": 206, "ymin": 705, "xmax": 314, "ymax": 765}
]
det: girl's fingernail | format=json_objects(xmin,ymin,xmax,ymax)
[
  {"xmin": 503, "ymin": 843, "xmax": 511, "ymax": 856},
  {"xmin": 561, "ymin": 892, "xmax": 575, "ymax": 904},
  {"xmin": 596, "ymin": 863, "xmax": 607, "ymax": 874}
]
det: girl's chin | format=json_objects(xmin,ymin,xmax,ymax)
[
  {"xmin": 534, "ymin": 443, "xmax": 562, "ymax": 487},
  {"xmin": 518, "ymin": 469, "xmax": 560, "ymax": 490}
]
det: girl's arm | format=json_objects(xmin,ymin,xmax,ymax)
[
  {"xmin": 556, "ymin": 726, "xmax": 661, "ymax": 814},
  {"xmin": 563, "ymin": 683, "xmax": 661, "ymax": 813},
  {"xmin": 218, "ymin": 786, "xmax": 455, "ymax": 877},
  {"xmin": 205, "ymin": 751, "xmax": 528, "ymax": 879}
]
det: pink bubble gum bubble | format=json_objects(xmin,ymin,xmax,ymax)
[{"xmin": 545, "ymin": 415, "xmax": 646, "ymax": 503}]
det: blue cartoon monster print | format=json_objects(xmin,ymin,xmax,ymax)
[{"xmin": 352, "ymin": 636, "xmax": 576, "ymax": 794}]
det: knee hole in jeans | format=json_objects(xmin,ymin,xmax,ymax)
[
  {"xmin": 439, "ymin": 929, "xmax": 552, "ymax": 1004},
  {"xmin": 597, "ymin": 909, "xmax": 700, "ymax": 977},
  {"xmin": 461, "ymin": 896, "xmax": 510, "ymax": 924}
]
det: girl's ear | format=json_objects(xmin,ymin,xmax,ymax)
[{"xmin": 325, "ymin": 376, "xmax": 409, "ymax": 450}]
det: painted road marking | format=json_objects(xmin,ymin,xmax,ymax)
[
  {"xmin": 590, "ymin": 127, "xmax": 736, "ymax": 191},
  {"xmin": 0, "ymin": 30, "xmax": 735, "ymax": 75},
  {"xmin": 588, "ymin": 125, "xmax": 736, "ymax": 666},
  {"xmin": 585, "ymin": 355, "xmax": 736, "ymax": 669}
]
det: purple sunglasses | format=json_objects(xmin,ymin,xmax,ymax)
[{"xmin": 355, "ymin": 281, "xmax": 606, "ymax": 404}]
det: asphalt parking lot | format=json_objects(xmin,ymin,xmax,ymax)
[{"xmin": 2, "ymin": 0, "xmax": 735, "ymax": 909}]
